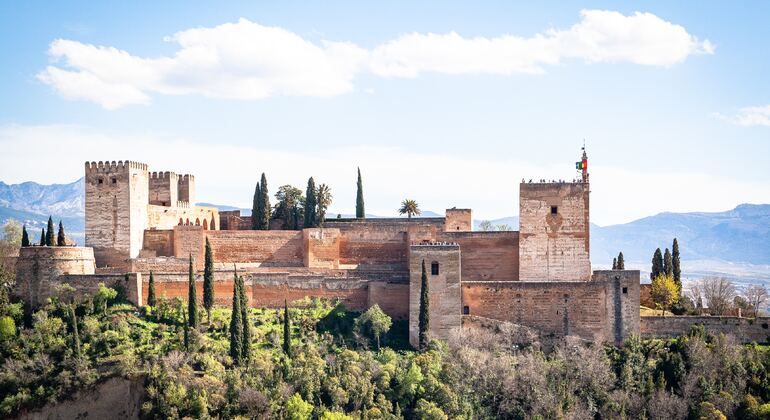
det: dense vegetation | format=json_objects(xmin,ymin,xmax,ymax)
[{"xmin": 3, "ymin": 284, "xmax": 770, "ymax": 419}]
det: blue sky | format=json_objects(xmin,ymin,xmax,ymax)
[{"xmin": 0, "ymin": 1, "xmax": 768, "ymax": 225}]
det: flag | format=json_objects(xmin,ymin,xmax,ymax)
[{"xmin": 576, "ymin": 161, "xmax": 583, "ymax": 170}]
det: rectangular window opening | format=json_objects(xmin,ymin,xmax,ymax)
[
  {"xmin": 551, "ymin": 206, "xmax": 558, "ymax": 215},
  {"xmin": 622, "ymin": 287, "xmax": 628, "ymax": 294},
  {"xmin": 431, "ymin": 262, "xmax": 439, "ymax": 276},
  {"xmin": 463, "ymin": 306, "xmax": 470, "ymax": 315}
]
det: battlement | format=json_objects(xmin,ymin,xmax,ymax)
[
  {"xmin": 150, "ymin": 171, "xmax": 178, "ymax": 180},
  {"xmin": 178, "ymin": 174, "xmax": 195, "ymax": 182},
  {"xmin": 520, "ymin": 178, "xmax": 588, "ymax": 185},
  {"xmin": 410, "ymin": 242, "xmax": 459, "ymax": 248},
  {"xmin": 85, "ymin": 160, "xmax": 148, "ymax": 173}
]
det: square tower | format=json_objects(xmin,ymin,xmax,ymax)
[
  {"xmin": 518, "ymin": 181, "xmax": 590, "ymax": 281},
  {"xmin": 149, "ymin": 171, "xmax": 178, "ymax": 207},
  {"xmin": 85, "ymin": 161, "xmax": 149, "ymax": 268},
  {"xmin": 177, "ymin": 174, "xmax": 196, "ymax": 205},
  {"xmin": 445, "ymin": 208, "xmax": 472, "ymax": 231}
]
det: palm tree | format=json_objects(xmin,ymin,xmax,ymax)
[
  {"xmin": 316, "ymin": 184, "xmax": 333, "ymax": 226},
  {"xmin": 399, "ymin": 199, "xmax": 421, "ymax": 219}
]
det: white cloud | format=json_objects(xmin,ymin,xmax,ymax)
[
  {"xmin": 2, "ymin": 124, "xmax": 767, "ymax": 226},
  {"xmin": 715, "ymin": 105, "xmax": 770, "ymax": 127},
  {"xmin": 37, "ymin": 11, "xmax": 712, "ymax": 108}
]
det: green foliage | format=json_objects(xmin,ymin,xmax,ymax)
[
  {"xmin": 252, "ymin": 181, "xmax": 262, "ymax": 230},
  {"xmin": 229, "ymin": 273, "xmax": 243, "ymax": 364},
  {"xmin": 147, "ymin": 271, "xmax": 156, "ymax": 307},
  {"xmin": 283, "ymin": 299, "xmax": 292, "ymax": 357},
  {"xmin": 286, "ymin": 393, "xmax": 313, "ymax": 420},
  {"xmin": 21, "ymin": 225, "xmax": 29, "ymax": 247},
  {"xmin": 274, "ymin": 185, "xmax": 305, "ymax": 230},
  {"xmin": 258, "ymin": 173, "xmax": 271, "ymax": 230},
  {"xmin": 651, "ymin": 274, "xmax": 679, "ymax": 315},
  {"xmin": 187, "ymin": 256, "xmax": 198, "ymax": 328},
  {"xmin": 651, "ymin": 248, "xmax": 664, "ymax": 281},
  {"xmin": 419, "ymin": 259, "xmax": 430, "ymax": 351},
  {"xmin": 0, "ymin": 315, "xmax": 15, "ymax": 340},
  {"xmin": 304, "ymin": 177, "xmax": 317, "ymax": 228},
  {"xmin": 617, "ymin": 252, "xmax": 625, "ymax": 270},
  {"xmin": 56, "ymin": 221, "xmax": 65, "ymax": 246},
  {"xmin": 203, "ymin": 238, "xmax": 214, "ymax": 321},
  {"xmin": 612, "ymin": 257, "xmax": 617, "ymax": 270},
  {"xmin": 45, "ymin": 216, "xmax": 54, "ymax": 246},
  {"xmin": 672, "ymin": 238, "xmax": 681, "ymax": 287},
  {"xmin": 663, "ymin": 247, "xmax": 673, "ymax": 277},
  {"xmin": 39, "ymin": 228, "xmax": 45, "ymax": 246},
  {"xmin": 238, "ymin": 275, "xmax": 250, "ymax": 360},
  {"xmin": 93, "ymin": 283, "xmax": 117, "ymax": 315},
  {"xmin": 355, "ymin": 304, "xmax": 392, "ymax": 349},
  {"xmin": 399, "ymin": 199, "xmax": 421, "ymax": 218},
  {"xmin": 316, "ymin": 183, "xmax": 332, "ymax": 227},
  {"xmin": 356, "ymin": 167, "xmax": 364, "ymax": 219}
]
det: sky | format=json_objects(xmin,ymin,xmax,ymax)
[{"xmin": 0, "ymin": 1, "xmax": 768, "ymax": 226}]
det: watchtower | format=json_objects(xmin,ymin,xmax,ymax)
[
  {"xmin": 149, "ymin": 171, "xmax": 178, "ymax": 207},
  {"xmin": 84, "ymin": 160, "xmax": 149, "ymax": 268},
  {"xmin": 177, "ymin": 174, "xmax": 196, "ymax": 205}
]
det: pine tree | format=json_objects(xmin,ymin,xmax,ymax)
[
  {"xmin": 229, "ymin": 272, "xmax": 243, "ymax": 364},
  {"xmin": 612, "ymin": 258, "xmax": 617, "ymax": 270},
  {"xmin": 663, "ymin": 248, "xmax": 673, "ymax": 277},
  {"xmin": 252, "ymin": 181, "xmax": 261, "ymax": 230},
  {"xmin": 617, "ymin": 252, "xmax": 625, "ymax": 270},
  {"xmin": 258, "ymin": 173, "xmax": 270, "ymax": 230},
  {"xmin": 39, "ymin": 228, "xmax": 46, "ymax": 246},
  {"xmin": 418, "ymin": 259, "xmax": 430, "ymax": 351},
  {"xmin": 45, "ymin": 216, "xmax": 54, "ymax": 246},
  {"xmin": 651, "ymin": 248, "xmax": 663, "ymax": 281},
  {"xmin": 304, "ymin": 177, "xmax": 317, "ymax": 228},
  {"xmin": 672, "ymin": 238, "xmax": 681, "ymax": 288},
  {"xmin": 21, "ymin": 226, "xmax": 29, "ymax": 247},
  {"xmin": 57, "ymin": 221, "xmax": 66, "ymax": 246},
  {"xmin": 203, "ymin": 238, "xmax": 214, "ymax": 322},
  {"xmin": 238, "ymin": 275, "xmax": 251, "ymax": 360},
  {"xmin": 283, "ymin": 299, "xmax": 292, "ymax": 357},
  {"xmin": 187, "ymin": 255, "xmax": 199, "ymax": 328},
  {"xmin": 356, "ymin": 168, "xmax": 365, "ymax": 219},
  {"xmin": 147, "ymin": 271, "xmax": 157, "ymax": 307}
]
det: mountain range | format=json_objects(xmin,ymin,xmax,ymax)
[{"xmin": 2, "ymin": 178, "xmax": 768, "ymax": 283}]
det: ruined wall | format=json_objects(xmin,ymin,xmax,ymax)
[
  {"xmin": 85, "ymin": 161, "xmax": 149, "ymax": 268},
  {"xmin": 640, "ymin": 316, "xmax": 770, "ymax": 343},
  {"xmin": 461, "ymin": 270, "xmax": 639, "ymax": 344},
  {"xmin": 409, "ymin": 244, "xmax": 462, "ymax": 347},
  {"xmin": 368, "ymin": 281, "xmax": 410, "ymax": 320},
  {"xmin": 518, "ymin": 182, "xmax": 591, "ymax": 281},
  {"xmin": 304, "ymin": 228, "xmax": 340, "ymax": 269},
  {"xmin": 13, "ymin": 247, "xmax": 95, "ymax": 309},
  {"xmin": 205, "ymin": 230, "xmax": 304, "ymax": 266},
  {"xmin": 444, "ymin": 208, "xmax": 472, "ymax": 232},
  {"xmin": 148, "ymin": 171, "xmax": 178, "ymax": 206},
  {"xmin": 438, "ymin": 231, "xmax": 519, "ymax": 281}
]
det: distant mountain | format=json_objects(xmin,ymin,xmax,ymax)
[{"xmin": 0, "ymin": 178, "xmax": 84, "ymax": 217}]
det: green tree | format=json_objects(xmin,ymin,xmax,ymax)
[
  {"xmin": 356, "ymin": 167, "xmax": 365, "ymax": 219},
  {"xmin": 0, "ymin": 316, "xmax": 14, "ymax": 341},
  {"xmin": 355, "ymin": 304, "xmax": 392, "ymax": 349},
  {"xmin": 257, "ymin": 173, "xmax": 271, "ymax": 230},
  {"xmin": 203, "ymin": 238, "xmax": 214, "ymax": 323},
  {"xmin": 21, "ymin": 225, "xmax": 29, "ymax": 247},
  {"xmin": 304, "ymin": 177, "xmax": 317, "ymax": 228},
  {"xmin": 612, "ymin": 257, "xmax": 617, "ymax": 270},
  {"xmin": 617, "ymin": 252, "xmax": 625, "ymax": 270},
  {"xmin": 651, "ymin": 248, "xmax": 663, "ymax": 281},
  {"xmin": 274, "ymin": 185, "xmax": 304, "ymax": 230},
  {"xmin": 147, "ymin": 271, "xmax": 157, "ymax": 307},
  {"xmin": 39, "ymin": 228, "xmax": 45, "ymax": 246},
  {"xmin": 56, "ymin": 221, "xmax": 66, "ymax": 246},
  {"xmin": 283, "ymin": 299, "xmax": 292, "ymax": 357},
  {"xmin": 94, "ymin": 283, "xmax": 117, "ymax": 315},
  {"xmin": 651, "ymin": 274, "xmax": 679, "ymax": 316},
  {"xmin": 229, "ymin": 271, "xmax": 243, "ymax": 364},
  {"xmin": 316, "ymin": 184, "xmax": 332, "ymax": 227},
  {"xmin": 187, "ymin": 255, "xmax": 198, "ymax": 329},
  {"xmin": 286, "ymin": 393, "xmax": 313, "ymax": 420},
  {"xmin": 44, "ymin": 217, "xmax": 54, "ymax": 246},
  {"xmin": 414, "ymin": 398, "xmax": 448, "ymax": 420},
  {"xmin": 69, "ymin": 304, "xmax": 81, "ymax": 358},
  {"xmin": 418, "ymin": 259, "xmax": 430, "ymax": 351},
  {"xmin": 238, "ymin": 275, "xmax": 251, "ymax": 360},
  {"xmin": 672, "ymin": 238, "xmax": 681, "ymax": 288},
  {"xmin": 663, "ymin": 247, "xmax": 673, "ymax": 277},
  {"xmin": 182, "ymin": 309, "xmax": 190, "ymax": 351},
  {"xmin": 399, "ymin": 199, "xmax": 421, "ymax": 219},
  {"xmin": 252, "ymin": 181, "xmax": 261, "ymax": 230}
]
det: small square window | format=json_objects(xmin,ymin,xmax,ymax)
[
  {"xmin": 622, "ymin": 287, "xmax": 628, "ymax": 294},
  {"xmin": 112, "ymin": 178, "xmax": 117, "ymax": 184},
  {"xmin": 98, "ymin": 178, "xmax": 103, "ymax": 184},
  {"xmin": 431, "ymin": 262, "xmax": 439, "ymax": 276},
  {"xmin": 551, "ymin": 206, "xmax": 558, "ymax": 215},
  {"xmin": 463, "ymin": 305, "xmax": 470, "ymax": 315}
]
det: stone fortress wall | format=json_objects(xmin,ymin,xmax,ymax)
[{"xmin": 17, "ymin": 155, "xmax": 755, "ymax": 346}]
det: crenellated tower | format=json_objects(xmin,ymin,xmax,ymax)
[{"xmin": 84, "ymin": 160, "xmax": 149, "ymax": 268}]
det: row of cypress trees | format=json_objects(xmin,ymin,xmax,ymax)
[
  {"xmin": 20, "ymin": 216, "xmax": 66, "ymax": 247},
  {"xmin": 612, "ymin": 252, "xmax": 625, "ymax": 270},
  {"xmin": 651, "ymin": 238, "xmax": 682, "ymax": 288}
]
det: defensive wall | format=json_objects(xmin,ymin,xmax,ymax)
[{"xmin": 640, "ymin": 316, "xmax": 770, "ymax": 343}]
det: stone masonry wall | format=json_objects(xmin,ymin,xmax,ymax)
[
  {"xmin": 147, "ymin": 204, "xmax": 219, "ymax": 231},
  {"xmin": 518, "ymin": 182, "xmax": 591, "ymax": 281},
  {"xmin": 409, "ymin": 245, "xmax": 462, "ymax": 347},
  {"xmin": 141, "ymin": 229, "xmax": 174, "ymax": 257},
  {"xmin": 206, "ymin": 230, "xmax": 304, "ymax": 266},
  {"xmin": 148, "ymin": 171, "xmax": 178, "ymax": 206},
  {"xmin": 304, "ymin": 228, "xmax": 341, "ymax": 269},
  {"xmin": 641, "ymin": 316, "xmax": 770, "ymax": 343},
  {"xmin": 368, "ymin": 281, "xmax": 410, "ymax": 320},
  {"xmin": 444, "ymin": 209, "xmax": 472, "ymax": 232},
  {"xmin": 13, "ymin": 247, "xmax": 96, "ymax": 308},
  {"xmin": 438, "ymin": 231, "xmax": 519, "ymax": 281}
]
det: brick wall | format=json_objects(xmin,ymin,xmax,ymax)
[
  {"xmin": 173, "ymin": 226, "xmax": 205, "ymax": 269},
  {"xmin": 368, "ymin": 281, "xmax": 410, "ymax": 320},
  {"xmin": 641, "ymin": 316, "xmax": 770, "ymax": 343},
  {"xmin": 206, "ymin": 230, "xmax": 304, "ymax": 266},
  {"xmin": 438, "ymin": 231, "xmax": 519, "ymax": 281},
  {"xmin": 304, "ymin": 228, "xmax": 340, "ymax": 269},
  {"xmin": 141, "ymin": 229, "xmax": 174, "ymax": 257},
  {"xmin": 409, "ymin": 244, "xmax": 462, "ymax": 347},
  {"xmin": 444, "ymin": 209, "xmax": 472, "ymax": 232}
]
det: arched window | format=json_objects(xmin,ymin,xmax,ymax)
[
  {"xmin": 195, "ymin": 218, "xmax": 200, "ymax": 226},
  {"xmin": 210, "ymin": 217, "xmax": 216, "ymax": 231},
  {"xmin": 431, "ymin": 262, "xmax": 439, "ymax": 275},
  {"xmin": 203, "ymin": 219, "xmax": 208, "ymax": 230},
  {"xmin": 178, "ymin": 218, "xmax": 183, "ymax": 225},
  {"xmin": 186, "ymin": 218, "xmax": 190, "ymax": 225}
]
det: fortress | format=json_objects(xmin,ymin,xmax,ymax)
[{"xmin": 14, "ymin": 151, "xmax": 643, "ymax": 346}]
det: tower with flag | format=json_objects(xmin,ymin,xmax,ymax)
[{"xmin": 576, "ymin": 141, "xmax": 589, "ymax": 182}]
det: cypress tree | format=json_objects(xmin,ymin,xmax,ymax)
[
  {"xmin": 356, "ymin": 167, "xmax": 365, "ymax": 219},
  {"xmin": 617, "ymin": 252, "xmax": 625, "ymax": 270},
  {"xmin": 663, "ymin": 248, "xmax": 673, "ymax": 277},
  {"xmin": 651, "ymin": 248, "xmax": 663, "ymax": 281},
  {"xmin": 147, "ymin": 271, "xmax": 157, "ymax": 307},
  {"xmin": 57, "ymin": 221, "xmax": 66, "ymax": 246},
  {"xmin": 21, "ymin": 226, "xmax": 29, "ymax": 247},
  {"xmin": 45, "ymin": 216, "xmax": 54, "ymax": 246},
  {"xmin": 238, "ymin": 275, "xmax": 251, "ymax": 360},
  {"xmin": 283, "ymin": 299, "xmax": 292, "ymax": 357},
  {"xmin": 229, "ymin": 271, "xmax": 243, "ymax": 364},
  {"xmin": 203, "ymin": 238, "xmax": 214, "ymax": 322},
  {"xmin": 258, "ymin": 173, "xmax": 270, "ymax": 230},
  {"xmin": 252, "ymin": 181, "xmax": 261, "ymax": 230},
  {"xmin": 70, "ymin": 304, "xmax": 81, "ymax": 358},
  {"xmin": 304, "ymin": 177, "xmax": 317, "ymax": 228},
  {"xmin": 612, "ymin": 258, "xmax": 617, "ymax": 270},
  {"xmin": 418, "ymin": 259, "xmax": 430, "ymax": 351},
  {"xmin": 183, "ymin": 309, "xmax": 190, "ymax": 351},
  {"xmin": 39, "ymin": 228, "xmax": 46, "ymax": 246},
  {"xmin": 672, "ymin": 238, "xmax": 681, "ymax": 288},
  {"xmin": 187, "ymin": 255, "xmax": 199, "ymax": 328}
]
